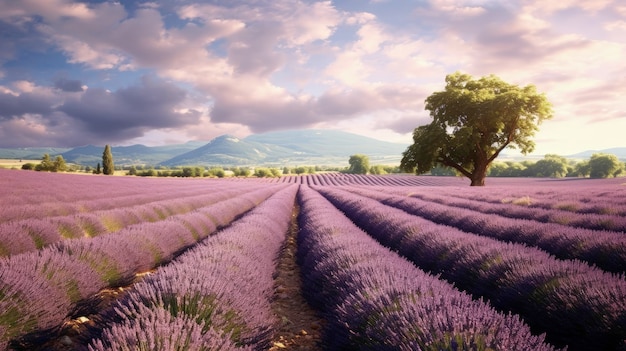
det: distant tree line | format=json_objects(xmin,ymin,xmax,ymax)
[
  {"xmin": 487, "ymin": 153, "xmax": 624, "ymax": 178},
  {"xmin": 21, "ymin": 154, "xmax": 69, "ymax": 172},
  {"xmin": 21, "ymin": 149, "xmax": 621, "ymax": 180},
  {"xmin": 341, "ymin": 154, "xmax": 401, "ymax": 175}
]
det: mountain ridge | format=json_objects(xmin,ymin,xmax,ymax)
[
  {"xmin": 160, "ymin": 130, "xmax": 408, "ymax": 167},
  {"xmin": 0, "ymin": 130, "xmax": 408, "ymax": 167},
  {"xmin": 2, "ymin": 130, "xmax": 624, "ymax": 166}
]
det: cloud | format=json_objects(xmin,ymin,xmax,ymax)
[
  {"xmin": 53, "ymin": 77, "xmax": 84, "ymax": 92},
  {"xmin": 0, "ymin": 85, "xmax": 55, "ymax": 120},
  {"xmin": 58, "ymin": 75, "xmax": 201, "ymax": 139},
  {"xmin": 0, "ymin": 76, "xmax": 201, "ymax": 147},
  {"xmin": 1, "ymin": 0, "xmax": 625, "ymax": 151},
  {"xmin": 381, "ymin": 115, "xmax": 432, "ymax": 134},
  {"xmin": 0, "ymin": 0, "xmax": 94, "ymax": 22}
]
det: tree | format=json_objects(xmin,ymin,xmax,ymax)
[
  {"xmin": 348, "ymin": 154, "xmax": 370, "ymax": 174},
  {"xmin": 53, "ymin": 155, "xmax": 67, "ymax": 172},
  {"xmin": 21, "ymin": 163, "xmax": 36, "ymax": 170},
  {"xmin": 95, "ymin": 163, "xmax": 101, "ymax": 174},
  {"xmin": 36, "ymin": 153, "xmax": 54, "ymax": 171},
  {"xmin": 102, "ymin": 145, "xmax": 114, "ymax": 175},
  {"xmin": 401, "ymin": 72, "xmax": 552, "ymax": 186},
  {"xmin": 528, "ymin": 154, "xmax": 568, "ymax": 178},
  {"xmin": 589, "ymin": 153, "xmax": 623, "ymax": 178},
  {"xmin": 369, "ymin": 165, "xmax": 387, "ymax": 175}
]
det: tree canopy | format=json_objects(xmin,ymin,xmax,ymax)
[
  {"xmin": 589, "ymin": 153, "xmax": 623, "ymax": 178},
  {"xmin": 348, "ymin": 154, "xmax": 370, "ymax": 174},
  {"xmin": 32, "ymin": 153, "xmax": 68, "ymax": 172},
  {"xmin": 401, "ymin": 72, "xmax": 553, "ymax": 186},
  {"xmin": 102, "ymin": 145, "xmax": 114, "ymax": 175}
]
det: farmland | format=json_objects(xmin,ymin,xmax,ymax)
[{"xmin": 0, "ymin": 168, "xmax": 625, "ymax": 350}]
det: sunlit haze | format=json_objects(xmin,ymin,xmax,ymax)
[{"xmin": 0, "ymin": 0, "xmax": 624, "ymax": 156}]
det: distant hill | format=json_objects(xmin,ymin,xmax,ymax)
[
  {"xmin": 0, "ymin": 147, "xmax": 70, "ymax": 160},
  {"xmin": 568, "ymin": 147, "xmax": 626, "ymax": 160},
  {"xmin": 245, "ymin": 129, "xmax": 407, "ymax": 157},
  {"xmin": 160, "ymin": 135, "xmax": 296, "ymax": 167},
  {"xmin": 59, "ymin": 141, "xmax": 208, "ymax": 166},
  {"xmin": 160, "ymin": 130, "xmax": 408, "ymax": 167},
  {"xmin": 10, "ymin": 129, "xmax": 622, "ymax": 167},
  {"xmin": 0, "ymin": 130, "xmax": 408, "ymax": 167}
]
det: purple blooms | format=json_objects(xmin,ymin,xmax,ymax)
[
  {"xmin": 89, "ymin": 185, "xmax": 298, "ymax": 350},
  {"xmin": 297, "ymin": 186, "xmax": 558, "ymax": 351},
  {"xmin": 348, "ymin": 186, "xmax": 626, "ymax": 274},
  {"xmin": 0, "ymin": 179, "xmax": 288, "ymax": 348},
  {"xmin": 0, "ymin": 172, "xmax": 275, "ymax": 256},
  {"xmin": 89, "ymin": 305, "xmax": 249, "ymax": 351},
  {"xmin": 3, "ymin": 168, "xmax": 625, "ymax": 350},
  {"xmin": 316, "ymin": 186, "xmax": 626, "ymax": 350}
]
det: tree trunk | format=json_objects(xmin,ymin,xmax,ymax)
[
  {"xmin": 470, "ymin": 176, "xmax": 485, "ymax": 186},
  {"xmin": 470, "ymin": 164, "xmax": 488, "ymax": 186}
]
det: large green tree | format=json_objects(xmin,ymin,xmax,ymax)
[
  {"xmin": 589, "ymin": 153, "xmax": 623, "ymax": 178},
  {"xmin": 401, "ymin": 72, "xmax": 552, "ymax": 186},
  {"xmin": 529, "ymin": 154, "xmax": 569, "ymax": 178},
  {"xmin": 53, "ymin": 155, "xmax": 67, "ymax": 172},
  {"xmin": 102, "ymin": 145, "xmax": 115, "ymax": 175},
  {"xmin": 37, "ymin": 153, "xmax": 54, "ymax": 171},
  {"xmin": 348, "ymin": 154, "xmax": 370, "ymax": 174}
]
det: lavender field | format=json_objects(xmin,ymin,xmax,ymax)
[{"xmin": 1, "ymin": 168, "xmax": 625, "ymax": 350}]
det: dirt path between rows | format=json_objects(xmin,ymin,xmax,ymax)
[{"xmin": 269, "ymin": 203, "xmax": 325, "ymax": 350}]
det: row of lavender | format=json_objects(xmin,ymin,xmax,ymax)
[
  {"xmin": 0, "ymin": 182, "xmax": 268, "ymax": 257},
  {"xmin": 316, "ymin": 187, "xmax": 626, "ymax": 350},
  {"xmin": 348, "ymin": 187, "xmax": 626, "ymax": 274},
  {"xmin": 240, "ymin": 173, "xmax": 469, "ymax": 186},
  {"xmin": 0, "ymin": 185, "xmax": 286, "ymax": 349},
  {"xmin": 419, "ymin": 178, "xmax": 626, "ymax": 216},
  {"xmin": 0, "ymin": 169, "xmax": 231, "ymax": 221},
  {"xmin": 297, "ymin": 186, "xmax": 559, "ymax": 350},
  {"xmin": 393, "ymin": 186, "xmax": 626, "ymax": 231},
  {"xmin": 88, "ymin": 185, "xmax": 298, "ymax": 350}
]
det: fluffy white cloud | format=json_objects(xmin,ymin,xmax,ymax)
[
  {"xmin": 0, "ymin": 76, "xmax": 201, "ymax": 147},
  {"xmin": 0, "ymin": 0, "xmax": 625, "ymax": 152}
]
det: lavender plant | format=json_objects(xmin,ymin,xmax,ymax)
[
  {"xmin": 88, "ymin": 185, "xmax": 298, "ymax": 350},
  {"xmin": 317, "ymin": 186, "xmax": 626, "ymax": 350},
  {"xmin": 347, "ymin": 186, "xmax": 626, "ymax": 274},
  {"xmin": 297, "ymin": 186, "xmax": 558, "ymax": 351},
  {"xmin": 0, "ymin": 182, "xmax": 274, "ymax": 256},
  {"xmin": 403, "ymin": 189, "xmax": 626, "ymax": 232},
  {"xmin": 0, "ymin": 185, "xmax": 287, "ymax": 348},
  {"xmin": 88, "ymin": 305, "xmax": 249, "ymax": 351}
]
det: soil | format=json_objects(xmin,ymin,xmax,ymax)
[
  {"xmin": 13, "ymin": 203, "xmax": 324, "ymax": 350},
  {"xmin": 268, "ymin": 204, "xmax": 325, "ymax": 350}
]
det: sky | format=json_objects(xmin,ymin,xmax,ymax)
[{"xmin": 0, "ymin": 0, "xmax": 625, "ymax": 156}]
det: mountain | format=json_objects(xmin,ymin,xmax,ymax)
[
  {"xmin": 59, "ymin": 141, "xmax": 208, "ymax": 166},
  {"xmin": 4, "ymin": 130, "xmax": 625, "ymax": 167},
  {"xmin": 0, "ymin": 147, "xmax": 70, "ymax": 160},
  {"xmin": 568, "ymin": 147, "xmax": 626, "ymax": 160},
  {"xmin": 160, "ymin": 130, "xmax": 409, "ymax": 167},
  {"xmin": 0, "ymin": 130, "xmax": 409, "ymax": 167},
  {"xmin": 245, "ymin": 129, "xmax": 407, "ymax": 157},
  {"xmin": 160, "ymin": 135, "xmax": 296, "ymax": 166}
]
